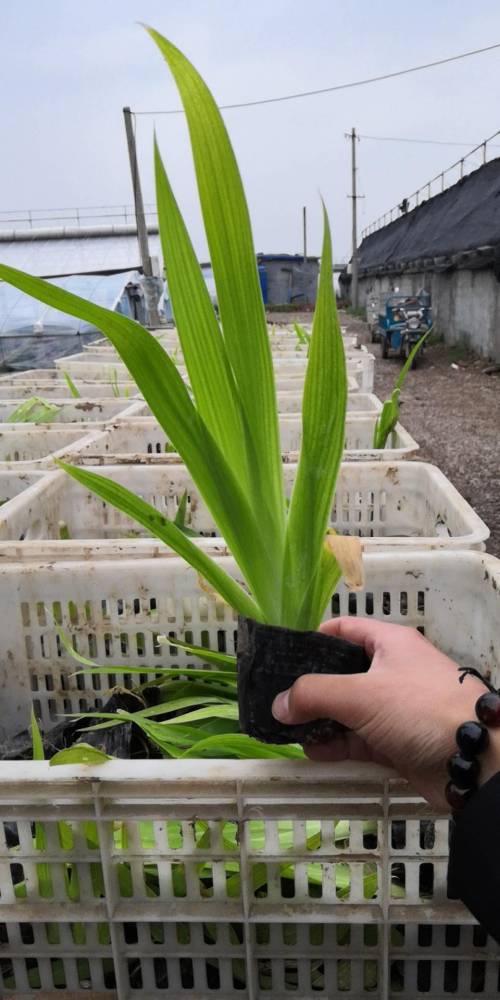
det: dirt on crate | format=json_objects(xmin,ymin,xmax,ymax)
[{"xmin": 339, "ymin": 310, "xmax": 500, "ymax": 557}]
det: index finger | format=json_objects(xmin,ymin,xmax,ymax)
[{"xmin": 318, "ymin": 616, "xmax": 394, "ymax": 656}]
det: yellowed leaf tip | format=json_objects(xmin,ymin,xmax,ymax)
[{"xmin": 325, "ymin": 534, "xmax": 365, "ymax": 592}]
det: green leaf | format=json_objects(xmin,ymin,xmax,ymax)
[
  {"xmin": 181, "ymin": 733, "xmax": 306, "ymax": 759},
  {"xmin": 49, "ymin": 744, "xmax": 113, "ymax": 766},
  {"xmin": 7, "ymin": 396, "xmax": 61, "ymax": 424},
  {"xmin": 373, "ymin": 329, "xmax": 430, "ymax": 449},
  {"xmin": 155, "ymin": 140, "xmax": 249, "ymax": 488},
  {"xmin": 56, "ymin": 461, "xmax": 262, "ymax": 621},
  {"xmin": 148, "ymin": 28, "xmax": 285, "ymax": 570},
  {"xmin": 0, "ymin": 265, "xmax": 279, "ymax": 618},
  {"xmin": 172, "ymin": 488, "xmax": 199, "ymax": 536},
  {"xmin": 110, "ymin": 369, "xmax": 120, "ymax": 397},
  {"xmin": 281, "ymin": 205, "xmax": 347, "ymax": 629},
  {"xmin": 160, "ymin": 703, "xmax": 239, "ymax": 725},
  {"xmin": 31, "ymin": 708, "xmax": 44, "ymax": 761},
  {"xmin": 296, "ymin": 540, "xmax": 342, "ymax": 629},
  {"xmin": 293, "ymin": 322, "xmax": 311, "ymax": 347},
  {"xmin": 395, "ymin": 329, "xmax": 431, "ymax": 390},
  {"xmin": 159, "ymin": 635, "xmax": 237, "ymax": 669},
  {"xmin": 61, "ymin": 370, "xmax": 81, "ymax": 397},
  {"xmin": 372, "ymin": 389, "xmax": 400, "ymax": 449},
  {"xmin": 57, "ymin": 628, "xmax": 97, "ymax": 667}
]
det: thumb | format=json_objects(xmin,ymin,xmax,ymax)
[{"xmin": 272, "ymin": 672, "xmax": 373, "ymax": 730}]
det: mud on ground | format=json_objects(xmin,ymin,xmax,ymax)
[{"xmin": 341, "ymin": 311, "xmax": 500, "ymax": 557}]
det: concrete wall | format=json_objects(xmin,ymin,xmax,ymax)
[
  {"xmin": 359, "ymin": 268, "xmax": 500, "ymax": 361},
  {"xmin": 262, "ymin": 258, "xmax": 319, "ymax": 306}
]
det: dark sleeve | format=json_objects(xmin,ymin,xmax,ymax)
[{"xmin": 448, "ymin": 770, "xmax": 500, "ymax": 944}]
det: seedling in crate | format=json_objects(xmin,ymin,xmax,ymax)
[
  {"xmin": 7, "ymin": 396, "xmax": 62, "ymax": 424},
  {"xmin": 373, "ymin": 330, "xmax": 430, "ymax": 449},
  {"xmin": 293, "ymin": 321, "xmax": 311, "ymax": 348},
  {"xmin": 61, "ymin": 370, "xmax": 81, "ymax": 397},
  {"xmin": 0, "ymin": 30, "xmax": 370, "ymax": 745}
]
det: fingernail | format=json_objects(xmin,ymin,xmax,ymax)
[{"xmin": 272, "ymin": 688, "xmax": 290, "ymax": 722}]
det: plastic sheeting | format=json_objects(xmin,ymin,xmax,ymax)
[
  {"xmin": 358, "ymin": 157, "xmax": 500, "ymax": 272},
  {"xmin": 0, "ymin": 271, "xmax": 139, "ymax": 336},
  {"xmin": 0, "ymin": 271, "xmax": 141, "ymax": 369}
]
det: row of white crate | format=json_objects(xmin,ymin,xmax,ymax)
[
  {"xmin": 54, "ymin": 351, "xmax": 376, "ymax": 392},
  {"xmin": 0, "ymin": 413, "xmax": 418, "ymax": 469},
  {"xmin": 0, "ymin": 549, "xmax": 500, "ymax": 1000},
  {"xmin": 0, "ymin": 460, "xmax": 488, "ymax": 557},
  {"xmin": 88, "ymin": 326, "xmax": 361, "ymax": 350},
  {"xmin": 0, "ymin": 392, "xmax": 383, "ymax": 421},
  {"xmin": 0, "ymin": 368, "xmax": 361, "ymax": 397}
]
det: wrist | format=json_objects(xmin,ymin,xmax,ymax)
[
  {"xmin": 478, "ymin": 729, "xmax": 500, "ymax": 787},
  {"xmin": 445, "ymin": 683, "xmax": 500, "ymax": 812}
]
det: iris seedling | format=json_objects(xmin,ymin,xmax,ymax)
[
  {"xmin": 6, "ymin": 396, "xmax": 61, "ymax": 424},
  {"xmin": 0, "ymin": 29, "xmax": 348, "ymax": 632},
  {"xmin": 293, "ymin": 321, "xmax": 311, "ymax": 348},
  {"xmin": 61, "ymin": 370, "xmax": 81, "ymax": 397},
  {"xmin": 373, "ymin": 330, "xmax": 430, "ymax": 449}
]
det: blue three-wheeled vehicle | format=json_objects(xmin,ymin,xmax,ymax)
[{"xmin": 372, "ymin": 292, "xmax": 432, "ymax": 365}]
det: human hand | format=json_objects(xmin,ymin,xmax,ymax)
[{"xmin": 271, "ymin": 617, "xmax": 500, "ymax": 810}]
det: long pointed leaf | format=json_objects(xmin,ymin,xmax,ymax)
[
  {"xmin": 181, "ymin": 733, "xmax": 305, "ymax": 759},
  {"xmin": 147, "ymin": 28, "xmax": 285, "ymax": 562},
  {"xmin": 62, "ymin": 370, "xmax": 81, "ymax": 398},
  {"xmin": 57, "ymin": 461, "xmax": 261, "ymax": 620},
  {"xmin": 281, "ymin": 206, "xmax": 347, "ymax": 628},
  {"xmin": 296, "ymin": 541, "xmax": 342, "ymax": 631},
  {"xmin": 154, "ymin": 140, "xmax": 249, "ymax": 485},
  {"xmin": 395, "ymin": 329, "xmax": 430, "ymax": 390},
  {"xmin": 159, "ymin": 636, "xmax": 237, "ymax": 668}
]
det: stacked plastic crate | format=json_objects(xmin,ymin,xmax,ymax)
[{"xmin": 0, "ymin": 325, "xmax": 498, "ymax": 999}]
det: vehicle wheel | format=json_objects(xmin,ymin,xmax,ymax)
[
  {"xmin": 404, "ymin": 344, "xmax": 419, "ymax": 368},
  {"xmin": 381, "ymin": 338, "xmax": 389, "ymax": 359}
]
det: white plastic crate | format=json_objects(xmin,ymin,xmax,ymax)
[
  {"xmin": 0, "ymin": 550, "xmax": 500, "ymax": 999},
  {"xmin": 277, "ymin": 415, "xmax": 416, "ymax": 460},
  {"xmin": 0, "ymin": 425, "xmax": 107, "ymax": 470},
  {"xmin": 132, "ymin": 392, "xmax": 382, "ymax": 417},
  {"xmin": 69, "ymin": 415, "xmax": 418, "ymax": 464},
  {"xmin": 0, "ymin": 368, "xmax": 60, "ymax": 383},
  {"xmin": 0, "ymin": 380, "xmax": 139, "ymax": 400},
  {"xmin": 83, "ymin": 332, "xmax": 360, "ymax": 353},
  {"xmin": 0, "ymin": 461, "xmax": 487, "ymax": 561},
  {"xmin": 274, "ymin": 374, "xmax": 360, "ymax": 392},
  {"xmin": 0, "ymin": 469, "xmax": 45, "ymax": 505},
  {"xmin": 56, "ymin": 352, "xmax": 375, "ymax": 391},
  {"xmin": 0, "ymin": 398, "xmax": 142, "ymax": 424}
]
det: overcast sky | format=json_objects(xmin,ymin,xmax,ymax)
[{"xmin": 2, "ymin": 0, "xmax": 500, "ymax": 261}]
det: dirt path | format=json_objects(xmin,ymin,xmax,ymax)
[{"xmin": 340, "ymin": 311, "xmax": 500, "ymax": 557}]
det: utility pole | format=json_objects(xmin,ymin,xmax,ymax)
[
  {"xmin": 346, "ymin": 126, "xmax": 360, "ymax": 309},
  {"xmin": 302, "ymin": 205, "xmax": 307, "ymax": 260},
  {"xmin": 123, "ymin": 106, "xmax": 160, "ymax": 326}
]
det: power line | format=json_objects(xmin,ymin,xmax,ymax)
[
  {"xmin": 133, "ymin": 40, "xmax": 500, "ymax": 115},
  {"xmin": 359, "ymin": 133, "xmax": 500, "ymax": 148}
]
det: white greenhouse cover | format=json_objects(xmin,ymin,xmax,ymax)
[{"xmin": 0, "ymin": 271, "xmax": 140, "ymax": 336}]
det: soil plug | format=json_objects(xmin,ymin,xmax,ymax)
[{"xmin": 237, "ymin": 616, "xmax": 371, "ymax": 745}]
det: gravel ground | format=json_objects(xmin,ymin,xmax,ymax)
[
  {"xmin": 340, "ymin": 311, "xmax": 500, "ymax": 557},
  {"xmin": 267, "ymin": 309, "xmax": 500, "ymax": 556}
]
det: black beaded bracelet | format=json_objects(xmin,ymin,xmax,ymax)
[{"xmin": 446, "ymin": 668, "xmax": 500, "ymax": 813}]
